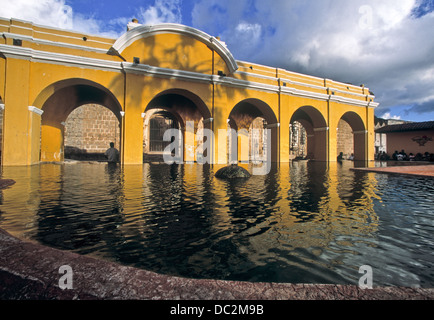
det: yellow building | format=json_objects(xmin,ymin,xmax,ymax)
[{"xmin": 0, "ymin": 17, "xmax": 378, "ymax": 166}]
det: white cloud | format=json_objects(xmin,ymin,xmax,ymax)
[
  {"xmin": 232, "ymin": 22, "xmax": 262, "ymax": 58},
  {"xmin": 2, "ymin": 0, "xmax": 432, "ymax": 121},
  {"xmin": 138, "ymin": 0, "xmax": 182, "ymax": 25},
  {"xmin": 0, "ymin": 0, "xmax": 73, "ymax": 29},
  {"xmin": 381, "ymin": 112, "xmax": 402, "ymax": 120},
  {"xmin": 0, "ymin": 0, "xmax": 121, "ymax": 37},
  {"xmin": 191, "ymin": 0, "xmax": 434, "ymax": 121}
]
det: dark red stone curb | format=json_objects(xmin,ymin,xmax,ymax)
[{"xmin": 0, "ymin": 228, "xmax": 433, "ymax": 300}]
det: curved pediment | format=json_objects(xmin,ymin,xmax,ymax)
[{"xmin": 110, "ymin": 23, "xmax": 238, "ymax": 75}]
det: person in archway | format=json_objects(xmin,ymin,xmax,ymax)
[
  {"xmin": 105, "ymin": 142, "xmax": 119, "ymax": 164},
  {"xmin": 337, "ymin": 152, "xmax": 344, "ymax": 161}
]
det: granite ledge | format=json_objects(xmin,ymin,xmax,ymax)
[{"xmin": 0, "ymin": 228, "xmax": 433, "ymax": 300}]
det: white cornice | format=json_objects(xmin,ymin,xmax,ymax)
[
  {"xmin": 0, "ymin": 44, "xmax": 122, "ymax": 71},
  {"xmin": 1, "ymin": 32, "xmax": 109, "ymax": 54},
  {"xmin": 235, "ymin": 71, "xmax": 375, "ymax": 102},
  {"xmin": 281, "ymin": 85, "xmax": 329, "ymax": 101}
]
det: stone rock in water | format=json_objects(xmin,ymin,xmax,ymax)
[
  {"xmin": 0, "ymin": 179, "xmax": 15, "ymax": 190},
  {"xmin": 215, "ymin": 165, "xmax": 251, "ymax": 179}
]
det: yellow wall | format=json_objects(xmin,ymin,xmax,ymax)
[{"xmin": 0, "ymin": 17, "xmax": 378, "ymax": 166}]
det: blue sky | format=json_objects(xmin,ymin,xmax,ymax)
[{"xmin": 1, "ymin": 0, "xmax": 434, "ymax": 122}]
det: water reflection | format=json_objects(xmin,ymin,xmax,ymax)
[{"xmin": 0, "ymin": 161, "xmax": 432, "ymax": 287}]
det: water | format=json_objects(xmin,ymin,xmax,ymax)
[{"xmin": 0, "ymin": 161, "xmax": 433, "ymax": 287}]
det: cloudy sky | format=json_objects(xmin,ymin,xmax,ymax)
[{"xmin": 1, "ymin": 0, "xmax": 434, "ymax": 122}]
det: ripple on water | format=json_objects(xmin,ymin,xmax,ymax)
[{"xmin": 0, "ymin": 162, "xmax": 433, "ymax": 287}]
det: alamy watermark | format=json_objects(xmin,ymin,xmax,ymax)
[
  {"xmin": 162, "ymin": 122, "xmax": 272, "ymax": 176},
  {"xmin": 359, "ymin": 265, "xmax": 373, "ymax": 289},
  {"xmin": 58, "ymin": 265, "xmax": 73, "ymax": 290}
]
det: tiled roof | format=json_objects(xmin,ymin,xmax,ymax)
[{"xmin": 375, "ymin": 121, "xmax": 434, "ymax": 133}]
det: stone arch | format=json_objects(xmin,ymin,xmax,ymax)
[
  {"xmin": 228, "ymin": 98, "xmax": 279, "ymax": 163},
  {"xmin": 36, "ymin": 79, "xmax": 123, "ymax": 162},
  {"xmin": 338, "ymin": 112, "xmax": 367, "ymax": 161},
  {"xmin": 290, "ymin": 106, "xmax": 328, "ymax": 161}
]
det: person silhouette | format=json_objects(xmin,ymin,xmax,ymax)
[{"xmin": 105, "ymin": 142, "xmax": 119, "ymax": 164}]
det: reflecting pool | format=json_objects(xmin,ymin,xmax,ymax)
[{"xmin": 0, "ymin": 161, "xmax": 433, "ymax": 287}]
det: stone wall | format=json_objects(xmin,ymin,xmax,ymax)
[
  {"xmin": 64, "ymin": 104, "xmax": 120, "ymax": 159},
  {"xmin": 337, "ymin": 119, "xmax": 354, "ymax": 159}
]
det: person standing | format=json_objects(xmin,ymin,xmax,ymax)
[{"xmin": 105, "ymin": 142, "xmax": 119, "ymax": 163}]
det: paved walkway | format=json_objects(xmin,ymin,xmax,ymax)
[
  {"xmin": 351, "ymin": 165, "xmax": 434, "ymax": 178},
  {"xmin": 0, "ymin": 228, "xmax": 432, "ymax": 300}
]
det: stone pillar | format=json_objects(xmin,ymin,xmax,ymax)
[
  {"xmin": 267, "ymin": 123, "xmax": 280, "ymax": 163},
  {"xmin": 184, "ymin": 121, "xmax": 196, "ymax": 163},
  {"xmin": 40, "ymin": 123, "xmax": 64, "ymax": 162},
  {"xmin": 353, "ymin": 130, "xmax": 368, "ymax": 161},
  {"xmin": 27, "ymin": 106, "xmax": 44, "ymax": 164},
  {"xmin": 122, "ymin": 107, "xmax": 144, "ymax": 165},
  {"xmin": 2, "ymin": 58, "xmax": 33, "ymax": 166},
  {"xmin": 314, "ymin": 127, "xmax": 329, "ymax": 162},
  {"xmin": 238, "ymin": 128, "xmax": 249, "ymax": 163}
]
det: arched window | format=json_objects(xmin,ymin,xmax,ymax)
[{"xmin": 149, "ymin": 112, "xmax": 177, "ymax": 153}]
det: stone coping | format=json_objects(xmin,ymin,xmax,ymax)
[
  {"xmin": 0, "ymin": 228, "xmax": 433, "ymax": 300},
  {"xmin": 351, "ymin": 165, "xmax": 434, "ymax": 178}
]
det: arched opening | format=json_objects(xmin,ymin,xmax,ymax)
[
  {"xmin": 149, "ymin": 112, "xmax": 177, "ymax": 153},
  {"xmin": 144, "ymin": 89, "xmax": 211, "ymax": 163},
  {"xmin": 337, "ymin": 112, "xmax": 367, "ymax": 161},
  {"xmin": 290, "ymin": 106, "xmax": 328, "ymax": 161},
  {"xmin": 228, "ymin": 99, "xmax": 278, "ymax": 163},
  {"xmin": 64, "ymin": 104, "xmax": 121, "ymax": 161},
  {"xmin": 143, "ymin": 109, "xmax": 181, "ymax": 162},
  {"xmin": 290, "ymin": 121, "xmax": 308, "ymax": 160},
  {"xmin": 37, "ymin": 79, "xmax": 123, "ymax": 162}
]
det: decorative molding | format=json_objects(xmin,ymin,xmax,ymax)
[
  {"xmin": 0, "ymin": 104, "xmax": 4, "ymax": 110},
  {"xmin": 28, "ymin": 106, "xmax": 44, "ymax": 116},
  {"xmin": 329, "ymin": 94, "xmax": 378, "ymax": 108},
  {"xmin": 1, "ymin": 32, "xmax": 109, "ymax": 54},
  {"xmin": 282, "ymin": 85, "xmax": 329, "ymax": 101},
  {"xmin": 111, "ymin": 23, "xmax": 238, "ymax": 74},
  {"xmin": 0, "ymin": 44, "xmax": 122, "ymax": 72}
]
